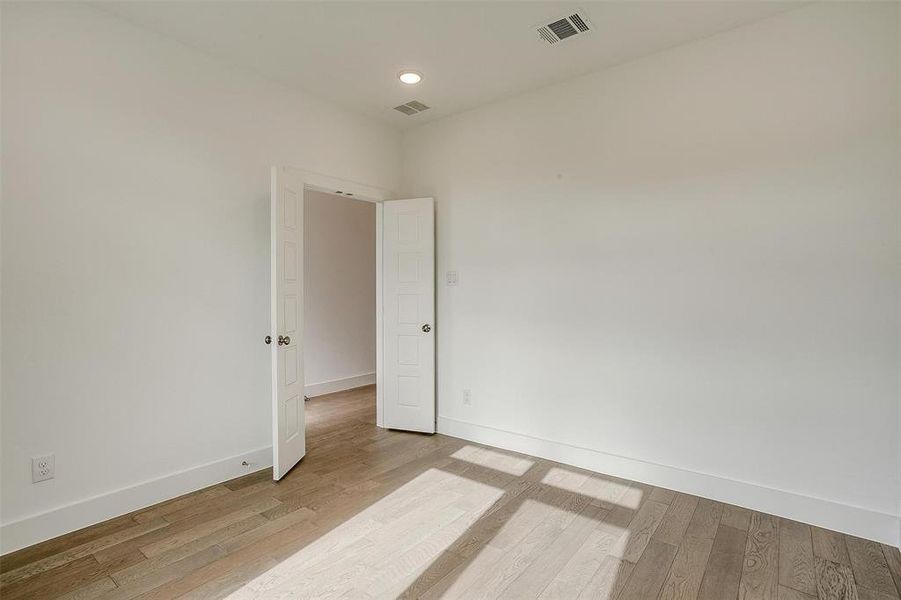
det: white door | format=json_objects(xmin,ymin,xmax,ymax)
[
  {"xmin": 270, "ymin": 167, "xmax": 305, "ymax": 479},
  {"xmin": 382, "ymin": 198, "xmax": 435, "ymax": 433}
]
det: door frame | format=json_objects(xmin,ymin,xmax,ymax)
[{"xmin": 280, "ymin": 167, "xmax": 392, "ymax": 428}]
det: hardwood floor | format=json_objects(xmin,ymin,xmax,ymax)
[{"xmin": 2, "ymin": 385, "xmax": 899, "ymax": 599}]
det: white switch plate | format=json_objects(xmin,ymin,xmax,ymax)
[
  {"xmin": 446, "ymin": 271, "xmax": 458, "ymax": 285},
  {"xmin": 32, "ymin": 454, "xmax": 55, "ymax": 483}
]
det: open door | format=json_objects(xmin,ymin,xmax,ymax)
[
  {"xmin": 270, "ymin": 167, "xmax": 305, "ymax": 479},
  {"xmin": 382, "ymin": 198, "xmax": 435, "ymax": 433}
]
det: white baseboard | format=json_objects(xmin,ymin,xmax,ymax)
[
  {"xmin": 305, "ymin": 372, "xmax": 375, "ymax": 398},
  {"xmin": 0, "ymin": 446, "xmax": 272, "ymax": 555},
  {"xmin": 438, "ymin": 416, "xmax": 900, "ymax": 547}
]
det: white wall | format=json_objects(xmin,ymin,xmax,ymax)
[
  {"xmin": 303, "ymin": 191, "xmax": 376, "ymax": 396},
  {"xmin": 402, "ymin": 2, "xmax": 901, "ymax": 544},
  {"xmin": 0, "ymin": 1, "xmax": 399, "ymax": 552}
]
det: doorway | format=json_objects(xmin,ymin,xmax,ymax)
[
  {"xmin": 269, "ymin": 167, "xmax": 435, "ymax": 480},
  {"xmin": 303, "ymin": 189, "xmax": 377, "ymax": 400}
]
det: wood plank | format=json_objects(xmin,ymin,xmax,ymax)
[
  {"xmin": 418, "ymin": 545, "xmax": 506, "ymax": 600},
  {"xmin": 55, "ymin": 576, "xmax": 118, "ymax": 600},
  {"xmin": 880, "ymin": 544, "xmax": 901, "ymax": 598},
  {"xmin": 577, "ymin": 473, "xmax": 633, "ymax": 509},
  {"xmin": 846, "ymin": 536, "xmax": 898, "ymax": 596},
  {"xmin": 658, "ymin": 534, "xmax": 715, "ymax": 600},
  {"xmin": 137, "ymin": 497, "xmax": 279, "ymax": 557},
  {"xmin": 176, "ymin": 556, "xmax": 279, "ymax": 600},
  {"xmin": 217, "ymin": 508, "xmax": 314, "ymax": 554},
  {"xmin": 157, "ymin": 480, "xmax": 277, "ymax": 524},
  {"xmin": 778, "ymin": 518, "xmax": 816, "ymax": 596},
  {"xmin": 498, "ymin": 503, "xmax": 605, "ymax": 598},
  {"xmin": 466, "ymin": 490, "xmax": 592, "ymax": 599},
  {"xmin": 738, "ymin": 512, "xmax": 779, "ymax": 600},
  {"xmin": 0, "ymin": 518, "xmax": 169, "ymax": 586},
  {"xmin": 173, "ymin": 557, "xmax": 278, "ymax": 600},
  {"xmin": 650, "ymin": 487, "xmax": 677, "ymax": 504},
  {"xmin": 222, "ymin": 468, "xmax": 272, "ymax": 491},
  {"xmin": 396, "ymin": 549, "xmax": 467, "ymax": 599},
  {"xmin": 654, "ymin": 493, "xmax": 700, "ymax": 546},
  {"xmin": 697, "ymin": 524, "xmax": 748, "ymax": 600},
  {"xmin": 131, "ymin": 486, "xmax": 231, "ymax": 523},
  {"xmin": 96, "ymin": 545, "xmax": 226, "ymax": 600},
  {"xmin": 857, "ymin": 587, "xmax": 899, "ymax": 600},
  {"xmin": 815, "ymin": 556, "xmax": 859, "ymax": 600},
  {"xmin": 93, "ymin": 498, "xmax": 269, "ymax": 563},
  {"xmin": 812, "ymin": 526, "xmax": 851, "ymax": 566},
  {"xmin": 538, "ymin": 504, "xmax": 634, "ymax": 599},
  {"xmin": 365, "ymin": 496, "xmax": 501, "ymax": 598},
  {"xmin": 778, "ymin": 585, "xmax": 816, "ymax": 600},
  {"xmin": 0, "ymin": 513, "xmax": 145, "ymax": 575},
  {"xmin": 482, "ymin": 484, "xmax": 564, "ymax": 552},
  {"xmin": 721, "ymin": 504, "xmax": 752, "ymax": 531},
  {"xmin": 110, "ymin": 515, "xmax": 267, "ymax": 585},
  {"xmin": 576, "ymin": 555, "xmax": 633, "ymax": 600},
  {"xmin": 620, "ymin": 500, "xmax": 669, "ymax": 563},
  {"xmin": 445, "ymin": 479, "xmax": 540, "ymax": 559},
  {"xmin": 617, "ymin": 538, "xmax": 679, "ymax": 600},
  {"xmin": 2, "ymin": 550, "xmax": 143, "ymax": 600},
  {"xmin": 685, "ymin": 498, "xmax": 724, "ymax": 540}
]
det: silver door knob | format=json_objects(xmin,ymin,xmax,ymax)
[
  {"xmin": 264, "ymin": 335, "xmax": 272, "ymax": 345},
  {"xmin": 278, "ymin": 335, "xmax": 291, "ymax": 346},
  {"xmin": 422, "ymin": 324, "xmax": 431, "ymax": 333}
]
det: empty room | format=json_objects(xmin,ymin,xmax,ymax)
[{"xmin": 1, "ymin": 1, "xmax": 898, "ymax": 599}]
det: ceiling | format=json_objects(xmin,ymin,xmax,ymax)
[{"xmin": 94, "ymin": 1, "xmax": 799, "ymax": 130}]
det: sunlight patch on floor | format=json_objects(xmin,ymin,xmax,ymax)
[
  {"xmin": 225, "ymin": 467, "xmax": 504, "ymax": 599},
  {"xmin": 539, "ymin": 466, "xmax": 645, "ymax": 512},
  {"xmin": 424, "ymin": 497, "xmax": 634, "ymax": 599},
  {"xmin": 541, "ymin": 466, "xmax": 590, "ymax": 492},
  {"xmin": 450, "ymin": 445, "xmax": 535, "ymax": 476}
]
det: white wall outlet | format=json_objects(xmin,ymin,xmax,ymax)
[
  {"xmin": 446, "ymin": 271, "xmax": 458, "ymax": 286},
  {"xmin": 32, "ymin": 454, "xmax": 55, "ymax": 483},
  {"xmin": 462, "ymin": 389, "xmax": 472, "ymax": 406}
]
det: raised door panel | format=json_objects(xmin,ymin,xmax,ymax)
[
  {"xmin": 382, "ymin": 199, "xmax": 435, "ymax": 433},
  {"xmin": 271, "ymin": 168, "xmax": 305, "ymax": 479}
]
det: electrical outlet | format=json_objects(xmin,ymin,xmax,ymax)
[
  {"xmin": 32, "ymin": 454, "xmax": 55, "ymax": 483},
  {"xmin": 446, "ymin": 271, "xmax": 458, "ymax": 286},
  {"xmin": 462, "ymin": 389, "xmax": 472, "ymax": 406}
]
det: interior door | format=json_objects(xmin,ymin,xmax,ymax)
[
  {"xmin": 270, "ymin": 167, "xmax": 305, "ymax": 479},
  {"xmin": 382, "ymin": 198, "xmax": 435, "ymax": 433}
]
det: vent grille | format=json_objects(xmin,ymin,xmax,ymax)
[
  {"xmin": 537, "ymin": 11, "xmax": 592, "ymax": 45},
  {"xmin": 393, "ymin": 100, "xmax": 431, "ymax": 116}
]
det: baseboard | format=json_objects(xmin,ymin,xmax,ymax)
[
  {"xmin": 438, "ymin": 416, "xmax": 900, "ymax": 547},
  {"xmin": 305, "ymin": 372, "xmax": 375, "ymax": 397},
  {"xmin": 0, "ymin": 446, "xmax": 273, "ymax": 555}
]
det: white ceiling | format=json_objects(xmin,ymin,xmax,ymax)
[{"xmin": 94, "ymin": 1, "xmax": 798, "ymax": 130}]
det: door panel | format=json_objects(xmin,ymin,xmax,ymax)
[
  {"xmin": 383, "ymin": 198, "xmax": 435, "ymax": 433},
  {"xmin": 271, "ymin": 167, "xmax": 305, "ymax": 479}
]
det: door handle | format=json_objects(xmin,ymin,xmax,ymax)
[
  {"xmin": 421, "ymin": 324, "xmax": 431, "ymax": 333},
  {"xmin": 264, "ymin": 335, "xmax": 272, "ymax": 345},
  {"xmin": 278, "ymin": 335, "xmax": 291, "ymax": 346}
]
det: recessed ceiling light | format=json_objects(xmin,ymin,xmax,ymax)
[{"xmin": 398, "ymin": 70, "xmax": 422, "ymax": 85}]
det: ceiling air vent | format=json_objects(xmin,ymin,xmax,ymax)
[
  {"xmin": 394, "ymin": 100, "xmax": 430, "ymax": 116},
  {"xmin": 537, "ymin": 11, "xmax": 592, "ymax": 45}
]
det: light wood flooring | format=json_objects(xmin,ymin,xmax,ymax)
[{"xmin": 2, "ymin": 385, "xmax": 899, "ymax": 599}]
